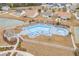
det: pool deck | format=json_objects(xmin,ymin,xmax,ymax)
[{"xmin": 0, "ymin": 6, "xmax": 79, "ymax": 55}]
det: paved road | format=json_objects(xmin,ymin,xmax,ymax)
[
  {"xmin": 0, "ymin": 45, "xmax": 14, "ymax": 48},
  {"xmin": 0, "ymin": 50, "xmax": 33, "ymax": 56},
  {"xmin": 70, "ymin": 26, "xmax": 77, "ymax": 50},
  {"xmin": 0, "ymin": 36, "xmax": 20, "ymax": 56},
  {"xmin": 10, "ymin": 37, "xmax": 20, "ymax": 56}
]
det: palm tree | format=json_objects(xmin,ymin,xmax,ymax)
[
  {"xmin": 0, "ymin": 4, "xmax": 2, "ymax": 10},
  {"xmin": 38, "ymin": 9, "xmax": 41, "ymax": 13},
  {"xmin": 62, "ymin": 6, "xmax": 67, "ymax": 12},
  {"xmin": 10, "ymin": 3, "xmax": 14, "ymax": 8},
  {"xmin": 52, "ymin": 9, "xmax": 55, "ymax": 13}
]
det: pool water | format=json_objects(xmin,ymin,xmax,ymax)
[
  {"xmin": 0, "ymin": 18, "xmax": 25, "ymax": 28},
  {"xmin": 20, "ymin": 24, "xmax": 69, "ymax": 38}
]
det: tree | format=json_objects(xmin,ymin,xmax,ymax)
[
  {"xmin": 52, "ymin": 9, "xmax": 55, "ymax": 13},
  {"xmin": 38, "ymin": 9, "xmax": 41, "ymax": 13},
  {"xmin": 62, "ymin": 6, "xmax": 67, "ymax": 12},
  {"xmin": 10, "ymin": 3, "xmax": 14, "ymax": 8},
  {"xmin": 0, "ymin": 4, "xmax": 2, "ymax": 10}
]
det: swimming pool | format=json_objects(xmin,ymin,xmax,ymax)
[
  {"xmin": 0, "ymin": 18, "xmax": 25, "ymax": 28},
  {"xmin": 20, "ymin": 24, "xmax": 69, "ymax": 38}
]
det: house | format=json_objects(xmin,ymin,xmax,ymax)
[
  {"xmin": 1, "ymin": 5, "xmax": 10, "ymax": 11},
  {"xmin": 70, "ymin": 4, "xmax": 78, "ymax": 12},
  {"xmin": 65, "ymin": 3, "xmax": 72, "ymax": 12},
  {"xmin": 55, "ymin": 11, "xmax": 71, "ymax": 20},
  {"xmin": 47, "ymin": 3, "xmax": 59, "ymax": 8},
  {"xmin": 58, "ymin": 3, "xmax": 66, "ymax": 8},
  {"xmin": 24, "ymin": 8, "xmax": 39, "ymax": 18},
  {"xmin": 41, "ymin": 3, "xmax": 59, "ymax": 10},
  {"xmin": 46, "ymin": 3, "xmax": 67, "ymax": 9},
  {"xmin": 41, "ymin": 12, "xmax": 53, "ymax": 18},
  {"xmin": 74, "ymin": 11, "xmax": 79, "ymax": 20},
  {"xmin": 10, "ymin": 9, "xmax": 24, "ymax": 17}
]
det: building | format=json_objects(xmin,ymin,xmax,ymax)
[
  {"xmin": 41, "ymin": 12, "xmax": 53, "ymax": 18},
  {"xmin": 74, "ymin": 11, "xmax": 79, "ymax": 20},
  {"xmin": 55, "ymin": 11, "xmax": 71, "ymax": 20},
  {"xmin": 1, "ymin": 5, "xmax": 10, "ymax": 11}
]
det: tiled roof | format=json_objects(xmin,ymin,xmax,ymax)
[
  {"xmin": 55, "ymin": 11, "xmax": 71, "ymax": 18},
  {"xmin": 25, "ymin": 9, "xmax": 38, "ymax": 18}
]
